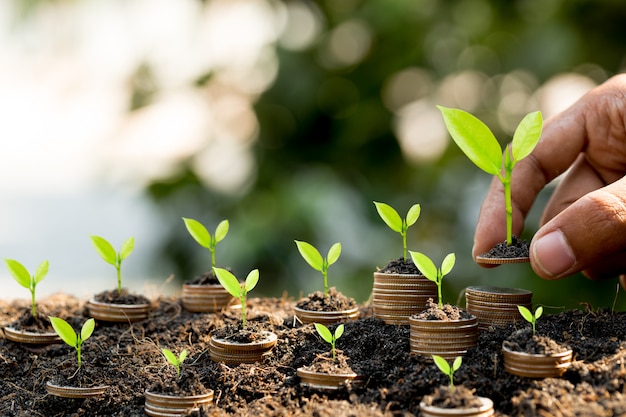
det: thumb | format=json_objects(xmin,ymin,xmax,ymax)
[{"xmin": 530, "ymin": 180, "xmax": 626, "ymax": 280}]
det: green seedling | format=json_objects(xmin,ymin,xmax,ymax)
[
  {"xmin": 433, "ymin": 355, "xmax": 462, "ymax": 391},
  {"xmin": 373, "ymin": 202, "xmax": 421, "ymax": 261},
  {"xmin": 437, "ymin": 106, "xmax": 543, "ymax": 246},
  {"xmin": 183, "ymin": 218, "xmax": 229, "ymax": 269},
  {"xmin": 162, "ymin": 348, "xmax": 188, "ymax": 379},
  {"xmin": 49, "ymin": 317, "xmax": 95, "ymax": 369},
  {"xmin": 315, "ymin": 322, "xmax": 344, "ymax": 361},
  {"xmin": 90, "ymin": 235, "xmax": 135, "ymax": 296},
  {"xmin": 409, "ymin": 251, "xmax": 455, "ymax": 308},
  {"xmin": 518, "ymin": 305, "xmax": 543, "ymax": 336},
  {"xmin": 294, "ymin": 240, "xmax": 341, "ymax": 297},
  {"xmin": 213, "ymin": 267, "xmax": 259, "ymax": 328},
  {"xmin": 5, "ymin": 259, "xmax": 49, "ymax": 318}
]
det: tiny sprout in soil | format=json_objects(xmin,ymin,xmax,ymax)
[
  {"xmin": 518, "ymin": 305, "xmax": 543, "ymax": 336},
  {"xmin": 183, "ymin": 217, "xmax": 229, "ymax": 269},
  {"xmin": 5, "ymin": 259, "xmax": 49, "ymax": 317},
  {"xmin": 373, "ymin": 201, "xmax": 420, "ymax": 261},
  {"xmin": 162, "ymin": 348, "xmax": 187, "ymax": 379},
  {"xmin": 90, "ymin": 236, "xmax": 135, "ymax": 296},
  {"xmin": 49, "ymin": 317, "xmax": 95, "ymax": 369},
  {"xmin": 437, "ymin": 106, "xmax": 543, "ymax": 246},
  {"xmin": 295, "ymin": 240, "xmax": 341, "ymax": 297},
  {"xmin": 314, "ymin": 322, "xmax": 344, "ymax": 361},
  {"xmin": 409, "ymin": 251, "xmax": 455, "ymax": 308},
  {"xmin": 213, "ymin": 267, "xmax": 259, "ymax": 328},
  {"xmin": 433, "ymin": 355, "xmax": 462, "ymax": 391}
]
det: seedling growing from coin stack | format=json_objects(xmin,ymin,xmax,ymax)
[
  {"xmin": 90, "ymin": 236, "xmax": 135, "ymax": 296},
  {"xmin": 409, "ymin": 251, "xmax": 455, "ymax": 308},
  {"xmin": 183, "ymin": 218, "xmax": 229, "ymax": 269},
  {"xmin": 295, "ymin": 240, "xmax": 341, "ymax": 297},
  {"xmin": 437, "ymin": 107, "xmax": 542, "ymax": 255},
  {"xmin": 315, "ymin": 323, "xmax": 344, "ymax": 361},
  {"xmin": 374, "ymin": 202, "xmax": 421, "ymax": 261},
  {"xmin": 49, "ymin": 317, "xmax": 95, "ymax": 369},
  {"xmin": 5, "ymin": 259, "xmax": 49, "ymax": 318},
  {"xmin": 433, "ymin": 355, "xmax": 462, "ymax": 391},
  {"xmin": 162, "ymin": 348, "xmax": 188, "ymax": 379},
  {"xmin": 213, "ymin": 267, "xmax": 259, "ymax": 327},
  {"xmin": 518, "ymin": 305, "xmax": 543, "ymax": 336}
]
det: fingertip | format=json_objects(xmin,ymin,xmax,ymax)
[{"xmin": 530, "ymin": 229, "xmax": 576, "ymax": 279}]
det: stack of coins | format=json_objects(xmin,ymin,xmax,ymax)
[
  {"xmin": 373, "ymin": 273, "xmax": 438, "ymax": 325},
  {"xmin": 409, "ymin": 315, "xmax": 478, "ymax": 360},
  {"xmin": 465, "ymin": 286, "xmax": 532, "ymax": 330}
]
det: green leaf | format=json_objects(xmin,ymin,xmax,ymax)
[
  {"xmin": 374, "ymin": 202, "xmax": 403, "ymax": 233},
  {"xmin": 213, "ymin": 267, "xmax": 241, "ymax": 298},
  {"xmin": 162, "ymin": 348, "xmax": 178, "ymax": 365},
  {"xmin": 405, "ymin": 204, "xmax": 421, "ymax": 227},
  {"xmin": 441, "ymin": 253, "xmax": 456, "ymax": 276},
  {"xmin": 214, "ymin": 220, "xmax": 229, "ymax": 243},
  {"xmin": 295, "ymin": 241, "xmax": 324, "ymax": 271},
  {"xmin": 409, "ymin": 251, "xmax": 437, "ymax": 282},
  {"xmin": 5, "ymin": 259, "xmax": 31, "ymax": 289},
  {"xmin": 314, "ymin": 323, "xmax": 333, "ymax": 344},
  {"xmin": 334, "ymin": 324, "xmax": 344, "ymax": 340},
  {"xmin": 452, "ymin": 356, "xmax": 463, "ymax": 371},
  {"xmin": 49, "ymin": 317, "xmax": 77, "ymax": 348},
  {"xmin": 179, "ymin": 349, "xmax": 188, "ymax": 363},
  {"xmin": 432, "ymin": 355, "xmax": 451, "ymax": 374},
  {"xmin": 90, "ymin": 236, "xmax": 118, "ymax": 266},
  {"xmin": 182, "ymin": 218, "xmax": 212, "ymax": 249},
  {"xmin": 244, "ymin": 269, "xmax": 259, "ymax": 292},
  {"xmin": 119, "ymin": 237, "xmax": 135, "ymax": 260},
  {"xmin": 35, "ymin": 260, "xmax": 49, "ymax": 284},
  {"xmin": 437, "ymin": 106, "xmax": 502, "ymax": 175},
  {"xmin": 534, "ymin": 306, "xmax": 543, "ymax": 320},
  {"xmin": 517, "ymin": 305, "xmax": 534, "ymax": 323},
  {"xmin": 512, "ymin": 111, "xmax": 542, "ymax": 162},
  {"xmin": 81, "ymin": 318, "xmax": 95, "ymax": 341},
  {"xmin": 327, "ymin": 243, "xmax": 342, "ymax": 266}
]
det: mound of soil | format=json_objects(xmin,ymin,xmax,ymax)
[{"xmin": 1, "ymin": 293, "xmax": 625, "ymax": 416}]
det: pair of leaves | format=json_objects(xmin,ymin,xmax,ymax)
[
  {"xmin": 5, "ymin": 259, "xmax": 48, "ymax": 289},
  {"xmin": 162, "ymin": 348, "xmax": 187, "ymax": 376},
  {"xmin": 49, "ymin": 317, "xmax": 95, "ymax": 349},
  {"xmin": 433, "ymin": 355, "xmax": 462, "ymax": 382},
  {"xmin": 183, "ymin": 218, "xmax": 229, "ymax": 249},
  {"xmin": 213, "ymin": 267, "xmax": 259, "ymax": 298},
  {"xmin": 91, "ymin": 236, "xmax": 135, "ymax": 266},
  {"xmin": 409, "ymin": 251, "xmax": 455, "ymax": 283},
  {"xmin": 295, "ymin": 241, "xmax": 341, "ymax": 272},
  {"xmin": 374, "ymin": 202, "xmax": 421, "ymax": 233},
  {"xmin": 518, "ymin": 305, "xmax": 543, "ymax": 322},
  {"xmin": 437, "ymin": 106, "xmax": 543, "ymax": 177},
  {"xmin": 314, "ymin": 323, "xmax": 344, "ymax": 344}
]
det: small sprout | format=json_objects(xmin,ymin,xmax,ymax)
[
  {"xmin": 314, "ymin": 323, "xmax": 344, "ymax": 361},
  {"xmin": 373, "ymin": 202, "xmax": 421, "ymax": 261},
  {"xmin": 294, "ymin": 240, "xmax": 341, "ymax": 297},
  {"xmin": 518, "ymin": 305, "xmax": 543, "ymax": 336},
  {"xmin": 5, "ymin": 259, "xmax": 49, "ymax": 318},
  {"xmin": 213, "ymin": 267, "xmax": 259, "ymax": 328},
  {"xmin": 162, "ymin": 348, "xmax": 188, "ymax": 379},
  {"xmin": 437, "ymin": 107, "xmax": 543, "ymax": 246},
  {"xmin": 49, "ymin": 317, "xmax": 95, "ymax": 369},
  {"xmin": 409, "ymin": 251, "xmax": 455, "ymax": 308},
  {"xmin": 433, "ymin": 355, "xmax": 462, "ymax": 391},
  {"xmin": 183, "ymin": 218, "xmax": 229, "ymax": 269},
  {"xmin": 90, "ymin": 235, "xmax": 135, "ymax": 296}
]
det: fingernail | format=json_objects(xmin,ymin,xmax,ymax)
[{"xmin": 532, "ymin": 230, "xmax": 576, "ymax": 278}]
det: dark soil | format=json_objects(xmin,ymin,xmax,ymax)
[
  {"xmin": 93, "ymin": 288, "xmax": 150, "ymax": 305},
  {"xmin": 147, "ymin": 369, "xmax": 208, "ymax": 396},
  {"xmin": 299, "ymin": 350, "xmax": 358, "ymax": 375},
  {"xmin": 377, "ymin": 257, "xmax": 422, "ymax": 275},
  {"xmin": 421, "ymin": 385, "xmax": 485, "ymax": 409},
  {"xmin": 1, "ymin": 293, "xmax": 626, "ymax": 416},
  {"xmin": 186, "ymin": 270, "xmax": 223, "ymax": 286},
  {"xmin": 503, "ymin": 328, "xmax": 571, "ymax": 355},
  {"xmin": 212, "ymin": 322, "xmax": 273, "ymax": 343},
  {"xmin": 479, "ymin": 236, "xmax": 530, "ymax": 259},
  {"xmin": 295, "ymin": 287, "xmax": 357, "ymax": 311},
  {"xmin": 413, "ymin": 299, "xmax": 474, "ymax": 321}
]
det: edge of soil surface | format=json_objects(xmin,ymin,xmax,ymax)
[{"xmin": 1, "ymin": 292, "xmax": 626, "ymax": 416}]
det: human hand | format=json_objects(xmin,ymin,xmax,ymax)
[{"xmin": 472, "ymin": 74, "xmax": 626, "ymax": 287}]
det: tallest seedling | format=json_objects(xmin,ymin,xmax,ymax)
[{"xmin": 437, "ymin": 107, "xmax": 543, "ymax": 246}]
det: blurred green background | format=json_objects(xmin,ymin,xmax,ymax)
[{"xmin": 6, "ymin": 0, "xmax": 626, "ymax": 312}]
